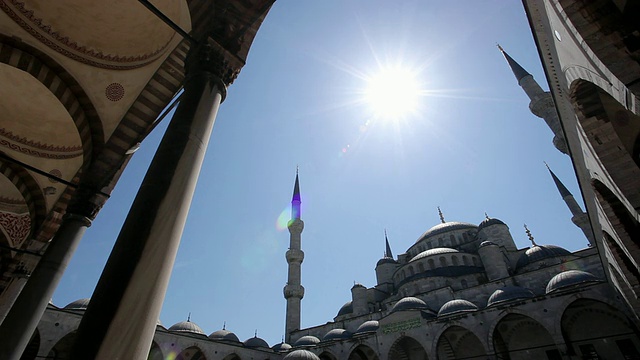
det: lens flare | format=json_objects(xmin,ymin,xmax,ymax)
[{"xmin": 276, "ymin": 206, "xmax": 290, "ymax": 231}]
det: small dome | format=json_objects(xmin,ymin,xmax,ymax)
[
  {"xmin": 478, "ymin": 218, "xmax": 506, "ymax": 230},
  {"xmin": 516, "ymin": 245, "xmax": 572, "ymax": 269},
  {"xmin": 546, "ymin": 270, "xmax": 601, "ymax": 294},
  {"xmin": 438, "ymin": 299, "xmax": 478, "ymax": 316},
  {"xmin": 208, "ymin": 329, "xmax": 240, "ymax": 343},
  {"xmin": 323, "ymin": 328, "xmax": 351, "ymax": 341},
  {"xmin": 410, "ymin": 248, "xmax": 459, "ymax": 262},
  {"xmin": 168, "ymin": 321, "xmax": 206, "ymax": 336},
  {"xmin": 244, "ymin": 336, "xmax": 269, "ymax": 349},
  {"xmin": 487, "ymin": 286, "xmax": 535, "ymax": 306},
  {"xmin": 272, "ymin": 342, "xmax": 292, "ymax": 352},
  {"xmin": 63, "ymin": 298, "xmax": 90, "ymax": 311},
  {"xmin": 336, "ymin": 301, "xmax": 353, "ymax": 317},
  {"xmin": 479, "ymin": 241, "xmax": 498, "ymax": 248},
  {"xmin": 284, "ymin": 350, "xmax": 321, "ymax": 360},
  {"xmin": 354, "ymin": 320, "xmax": 379, "ymax": 334},
  {"xmin": 416, "ymin": 222, "xmax": 478, "ymax": 243},
  {"xmin": 376, "ymin": 257, "xmax": 398, "ymax": 266},
  {"xmin": 294, "ymin": 335, "xmax": 321, "ymax": 347},
  {"xmin": 392, "ymin": 296, "xmax": 429, "ymax": 312}
]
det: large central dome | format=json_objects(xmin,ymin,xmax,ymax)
[{"xmin": 415, "ymin": 222, "xmax": 478, "ymax": 243}]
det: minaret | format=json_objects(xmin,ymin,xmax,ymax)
[
  {"xmin": 546, "ymin": 164, "xmax": 595, "ymax": 246},
  {"xmin": 284, "ymin": 171, "xmax": 304, "ymax": 341},
  {"xmin": 498, "ymin": 45, "xmax": 568, "ymax": 154},
  {"xmin": 384, "ymin": 229, "xmax": 393, "ymax": 258}
]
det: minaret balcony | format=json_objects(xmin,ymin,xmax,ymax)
[
  {"xmin": 286, "ymin": 249, "xmax": 304, "ymax": 263},
  {"xmin": 283, "ymin": 284, "xmax": 305, "ymax": 299}
]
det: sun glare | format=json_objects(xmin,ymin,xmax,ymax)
[{"xmin": 364, "ymin": 66, "xmax": 422, "ymax": 120}]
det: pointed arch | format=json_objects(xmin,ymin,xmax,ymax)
[
  {"xmin": 492, "ymin": 313, "xmax": 559, "ymax": 360},
  {"xmin": 48, "ymin": 330, "xmax": 77, "ymax": 360},
  {"xmin": 320, "ymin": 351, "xmax": 338, "ymax": 360},
  {"xmin": 436, "ymin": 325, "xmax": 486, "ymax": 360},
  {"xmin": 388, "ymin": 336, "xmax": 427, "ymax": 360},
  {"xmin": 175, "ymin": 346, "xmax": 206, "ymax": 360},
  {"xmin": 347, "ymin": 344, "xmax": 379, "ymax": 360},
  {"xmin": 147, "ymin": 340, "xmax": 163, "ymax": 360}
]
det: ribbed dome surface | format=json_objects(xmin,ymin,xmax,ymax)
[
  {"xmin": 478, "ymin": 218, "xmax": 506, "ymax": 230},
  {"xmin": 168, "ymin": 321, "xmax": 206, "ymax": 335},
  {"xmin": 244, "ymin": 336, "xmax": 269, "ymax": 348},
  {"xmin": 392, "ymin": 296, "xmax": 429, "ymax": 312},
  {"xmin": 294, "ymin": 335, "xmax": 321, "ymax": 347},
  {"xmin": 354, "ymin": 320, "xmax": 379, "ymax": 334},
  {"xmin": 336, "ymin": 301, "xmax": 353, "ymax": 317},
  {"xmin": 516, "ymin": 245, "xmax": 571, "ymax": 269},
  {"xmin": 323, "ymin": 328, "xmax": 351, "ymax": 341},
  {"xmin": 272, "ymin": 342, "xmax": 292, "ymax": 352},
  {"xmin": 208, "ymin": 329, "xmax": 240, "ymax": 342},
  {"xmin": 410, "ymin": 248, "xmax": 459, "ymax": 262},
  {"xmin": 416, "ymin": 222, "xmax": 477, "ymax": 243},
  {"xmin": 487, "ymin": 286, "xmax": 535, "ymax": 306},
  {"xmin": 438, "ymin": 299, "xmax": 478, "ymax": 316},
  {"xmin": 63, "ymin": 298, "xmax": 90, "ymax": 311},
  {"xmin": 284, "ymin": 350, "xmax": 321, "ymax": 360},
  {"xmin": 546, "ymin": 270, "xmax": 600, "ymax": 294}
]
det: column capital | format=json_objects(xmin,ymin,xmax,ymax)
[
  {"xmin": 185, "ymin": 39, "xmax": 244, "ymax": 92},
  {"xmin": 66, "ymin": 186, "xmax": 109, "ymax": 221}
]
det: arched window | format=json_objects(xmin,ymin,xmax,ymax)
[
  {"xmin": 438, "ymin": 238, "xmax": 444, "ymax": 246},
  {"xmin": 401, "ymin": 270, "xmax": 406, "ymax": 279},
  {"xmin": 428, "ymin": 259, "xmax": 435, "ymax": 269},
  {"xmin": 408, "ymin": 266, "xmax": 415, "ymax": 276},
  {"xmin": 463, "ymin": 256, "xmax": 469, "ymax": 266},
  {"xmin": 450, "ymin": 234, "xmax": 456, "ymax": 245},
  {"xmin": 463, "ymin": 233, "xmax": 469, "ymax": 242},
  {"xmin": 472, "ymin": 257, "xmax": 479, "ymax": 267},
  {"xmin": 418, "ymin": 263, "xmax": 425, "ymax": 272},
  {"xmin": 461, "ymin": 279, "xmax": 468, "ymax": 288},
  {"xmin": 439, "ymin": 257, "xmax": 447, "ymax": 267},
  {"xmin": 452, "ymin": 256, "xmax": 459, "ymax": 266}
]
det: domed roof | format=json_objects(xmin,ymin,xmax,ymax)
[
  {"xmin": 208, "ymin": 329, "xmax": 240, "ymax": 343},
  {"xmin": 376, "ymin": 257, "xmax": 398, "ymax": 266},
  {"xmin": 478, "ymin": 218, "xmax": 506, "ymax": 230},
  {"xmin": 293, "ymin": 335, "xmax": 321, "ymax": 347},
  {"xmin": 244, "ymin": 336, "xmax": 269, "ymax": 349},
  {"xmin": 546, "ymin": 270, "xmax": 601, "ymax": 294},
  {"xmin": 487, "ymin": 286, "xmax": 535, "ymax": 306},
  {"xmin": 516, "ymin": 245, "xmax": 572, "ymax": 269},
  {"xmin": 438, "ymin": 299, "xmax": 478, "ymax": 316},
  {"xmin": 323, "ymin": 328, "xmax": 351, "ymax": 341},
  {"xmin": 63, "ymin": 298, "xmax": 90, "ymax": 311},
  {"xmin": 416, "ymin": 222, "xmax": 478, "ymax": 243},
  {"xmin": 479, "ymin": 241, "xmax": 498, "ymax": 248},
  {"xmin": 391, "ymin": 296, "xmax": 430, "ymax": 312},
  {"xmin": 284, "ymin": 350, "xmax": 321, "ymax": 360},
  {"xmin": 410, "ymin": 248, "xmax": 459, "ymax": 262},
  {"xmin": 336, "ymin": 301, "xmax": 353, "ymax": 317},
  {"xmin": 354, "ymin": 320, "xmax": 379, "ymax": 334},
  {"xmin": 272, "ymin": 342, "xmax": 293, "ymax": 352},
  {"xmin": 168, "ymin": 321, "xmax": 206, "ymax": 336}
]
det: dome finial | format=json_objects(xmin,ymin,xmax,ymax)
[
  {"xmin": 255, "ymin": 329, "xmax": 258, "ymax": 337},
  {"xmin": 187, "ymin": 312, "xmax": 191, "ymax": 322},
  {"xmin": 524, "ymin": 224, "xmax": 537, "ymax": 246},
  {"xmin": 438, "ymin": 207, "xmax": 446, "ymax": 223},
  {"xmin": 485, "ymin": 212, "xmax": 490, "ymax": 220},
  {"xmin": 223, "ymin": 321, "xmax": 226, "ymax": 330}
]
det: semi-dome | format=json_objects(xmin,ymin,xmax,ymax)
[
  {"xmin": 392, "ymin": 296, "xmax": 429, "ymax": 312},
  {"xmin": 284, "ymin": 350, "xmax": 321, "ymax": 360},
  {"xmin": 354, "ymin": 320, "xmax": 379, "ymax": 334},
  {"xmin": 168, "ymin": 321, "xmax": 206, "ymax": 336},
  {"xmin": 410, "ymin": 248, "xmax": 459, "ymax": 262},
  {"xmin": 546, "ymin": 270, "xmax": 601, "ymax": 294},
  {"xmin": 209, "ymin": 329, "xmax": 240, "ymax": 343},
  {"xmin": 244, "ymin": 336, "xmax": 270, "ymax": 349},
  {"xmin": 487, "ymin": 286, "xmax": 535, "ymax": 306},
  {"xmin": 516, "ymin": 245, "xmax": 572, "ymax": 269},
  {"xmin": 272, "ymin": 342, "xmax": 293, "ymax": 352},
  {"xmin": 323, "ymin": 328, "xmax": 351, "ymax": 341},
  {"xmin": 438, "ymin": 299, "xmax": 479, "ymax": 316},
  {"xmin": 294, "ymin": 335, "xmax": 321, "ymax": 347},
  {"xmin": 478, "ymin": 217, "xmax": 506, "ymax": 230},
  {"xmin": 376, "ymin": 257, "xmax": 398, "ymax": 266},
  {"xmin": 336, "ymin": 301, "xmax": 353, "ymax": 317},
  {"xmin": 63, "ymin": 298, "xmax": 90, "ymax": 311},
  {"xmin": 416, "ymin": 222, "xmax": 478, "ymax": 243}
]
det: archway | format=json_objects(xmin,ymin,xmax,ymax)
[
  {"xmin": 388, "ymin": 336, "xmax": 427, "ymax": 360},
  {"xmin": 176, "ymin": 346, "xmax": 206, "ymax": 360},
  {"xmin": 492, "ymin": 314, "xmax": 559, "ymax": 360},
  {"xmin": 147, "ymin": 341, "xmax": 163, "ymax": 360},
  {"xmin": 221, "ymin": 354, "xmax": 241, "ymax": 360},
  {"xmin": 320, "ymin": 351, "xmax": 338, "ymax": 360},
  {"xmin": 348, "ymin": 344, "xmax": 380, "ymax": 360},
  {"xmin": 436, "ymin": 326, "xmax": 485, "ymax": 360},
  {"xmin": 47, "ymin": 331, "xmax": 76, "ymax": 360},
  {"xmin": 562, "ymin": 298, "xmax": 640, "ymax": 358}
]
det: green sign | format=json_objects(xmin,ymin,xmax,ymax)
[{"xmin": 381, "ymin": 318, "xmax": 422, "ymax": 334}]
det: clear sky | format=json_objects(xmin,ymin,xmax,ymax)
[{"xmin": 52, "ymin": 0, "xmax": 592, "ymax": 348}]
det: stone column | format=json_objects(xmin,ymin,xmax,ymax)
[
  {"xmin": 0, "ymin": 185, "xmax": 103, "ymax": 360},
  {"xmin": 70, "ymin": 41, "xmax": 235, "ymax": 360}
]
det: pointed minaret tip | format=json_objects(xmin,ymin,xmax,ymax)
[
  {"xmin": 545, "ymin": 163, "xmax": 572, "ymax": 198},
  {"xmin": 384, "ymin": 229, "xmax": 393, "ymax": 259},
  {"xmin": 498, "ymin": 45, "xmax": 531, "ymax": 82},
  {"xmin": 291, "ymin": 170, "xmax": 301, "ymax": 220},
  {"xmin": 497, "ymin": 43, "xmax": 504, "ymax": 52}
]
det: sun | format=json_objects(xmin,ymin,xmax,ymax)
[{"xmin": 364, "ymin": 65, "xmax": 422, "ymax": 120}]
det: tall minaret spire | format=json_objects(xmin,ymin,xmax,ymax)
[
  {"xmin": 284, "ymin": 171, "xmax": 304, "ymax": 342},
  {"xmin": 384, "ymin": 229, "xmax": 393, "ymax": 259},
  {"xmin": 545, "ymin": 163, "xmax": 595, "ymax": 246},
  {"xmin": 498, "ymin": 45, "xmax": 568, "ymax": 154}
]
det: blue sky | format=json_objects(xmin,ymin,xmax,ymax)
[{"xmin": 53, "ymin": 1, "xmax": 591, "ymax": 347}]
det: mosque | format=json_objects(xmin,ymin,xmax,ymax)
[{"xmin": 1, "ymin": 0, "xmax": 640, "ymax": 359}]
